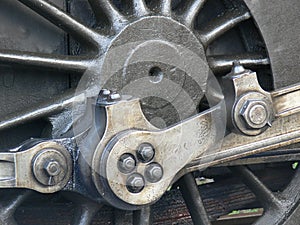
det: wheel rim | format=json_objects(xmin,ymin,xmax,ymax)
[{"xmin": 1, "ymin": 0, "xmax": 297, "ymax": 225}]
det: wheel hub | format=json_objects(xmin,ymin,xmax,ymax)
[{"xmin": 100, "ymin": 16, "xmax": 209, "ymax": 126}]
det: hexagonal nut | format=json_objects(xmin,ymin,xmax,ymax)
[
  {"xmin": 240, "ymin": 100, "xmax": 270, "ymax": 129},
  {"xmin": 118, "ymin": 154, "xmax": 136, "ymax": 174},
  {"xmin": 126, "ymin": 173, "xmax": 145, "ymax": 193},
  {"xmin": 45, "ymin": 161, "xmax": 62, "ymax": 177},
  {"xmin": 145, "ymin": 163, "xmax": 163, "ymax": 183},
  {"xmin": 137, "ymin": 143, "xmax": 155, "ymax": 163}
]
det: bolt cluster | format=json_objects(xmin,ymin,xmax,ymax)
[{"xmin": 117, "ymin": 143, "xmax": 164, "ymax": 193}]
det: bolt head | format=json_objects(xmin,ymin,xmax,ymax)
[
  {"xmin": 45, "ymin": 161, "xmax": 61, "ymax": 177},
  {"xmin": 137, "ymin": 143, "xmax": 155, "ymax": 163},
  {"xmin": 99, "ymin": 89, "xmax": 111, "ymax": 97},
  {"xmin": 232, "ymin": 61, "xmax": 246, "ymax": 74},
  {"xmin": 118, "ymin": 154, "xmax": 136, "ymax": 174},
  {"xmin": 108, "ymin": 93, "xmax": 121, "ymax": 101},
  {"xmin": 240, "ymin": 100, "xmax": 270, "ymax": 129},
  {"xmin": 32, "ymin": 148, "xmax": 70, "ymax": 187},
  {"xmin": 145, "ymin": 163, "xmax": 163, "ymax": 183},
  {"xmin": 98, "ymin": 89, "xmax": 121, "ymax": 105},
  {"xmin": 126, "ymin": 173, "xmax": 145, "ymax": 193}
]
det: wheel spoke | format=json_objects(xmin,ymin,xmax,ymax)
[
  {"xmin": 0, "ymin": 89, "xmax": 84, "ymax": 131},
  {"xmin": 178, "ymin": 173, "xmax": 212, "ymax": 225},
  {"xmin": 207, "ymin": 53, "xmax": 270, "ymax": 74},
  {"xmin": 132, "ymin": 0, "xmax": 150, "ymax": 17},
  {"xmin": 160, "ymin": 0, "xmax": 172, "ymax": 16},
  {"xmin": 133, "ymin": 206, "xmax": 153, "ymax": 225},
  {"xmin": 62, "ymin": 192, "xmax": 101, "ymax": 225},
  {"xmin": 0, "ymin": 50, "xmax": 90, "ymax": 73},
  {"xmin": 71, "ymin": 201, "xmax": 101, "ymax": 225},
  {"xmin": 229, "ymin": 166, "xmax": 282, "ymax": 210},
  {"xmin": 113, "ymin": 209, "xmax": 133, "ymax": 225},
  {"xmin": 0, "ymin": 190, "xmax": 31, "ymax": 225},
  {"xmin": 17, "ymin": 0, "xmax": 106, "ymax": 47},
  {"xmin": 181, "ymin": 0, "xmax": 206, "ymax": 28},
  {"xmin": 199, "ymin": 8, "xmax": 251, "ymax": 48},
  {"xmin": 88, "ymin": 0, "xmax": 128, "ymax": 31}
]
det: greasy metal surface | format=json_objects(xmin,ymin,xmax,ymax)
[
  {"xmin": 0, "ymin": 0, "xmax": 70, "ymax": 149},
  {"xmin": 92, "ymin": 97, "xmax": 158, "ymax": 209},
  {"xmin": 0, "ymin": 89, "xmax": 85, "ymax": 131},
  {"xmin": 222, "ymin": 65, "xmax": 274, "ymax": 136},
  {"xmin": 217, "ymin": 149, "xmax": 300, "ymax": 166},
  {"xmin": 244, "ymin": 0, "xmax": 300, "ymax": 88},
  {"xmin": 102, "ymin": 101, "xmax": 222, "ymax": 205},
  {"xmin": 13, "ymin": 166, "xmax": 293, "ymax": 224},
  {"xmin": 0, "ymin": 0, "xmax": 299, "ymax": 224},
  {"xmin": 188, "ymin": 111, "xmax": 300, "ymax": 172},
  {"xmin": 0, "ymin": 190, "xmax": 31, "ymax": 225},
  {"xmin": 100, "ymin": 75, "xmax": 300, "ymax": 207},
  {"xmin": 178, "ymin": 173, "xmax": 211, "ymax": 225},
  {"xmin": 272, "ymin": 83, "xmax": 300, "ymax": 117},
  {"xmin": 0, "ymin": 141, "xmax": 72, "ymax": 193},
  {"xmin": 0, "ymin": 0, "xmax": 68, "ymax": 118},
  {"xmin": 97, "ymin": 15, "xmax": 208, "ymax": 127},
  {"xmin": 0, "ymin": 0, "xmax": 270, "ymax": 136}
]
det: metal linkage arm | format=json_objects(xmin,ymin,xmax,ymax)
[
  {"xmin": 91, "ymin": 90, "xmax": 224, "ymax": 208},
  {"xmin": 93, "ymin": 65, "xmax": 300, "ymax": 208},
  {"xmin": 272, "ymin": 84, "xmax": 300, "ymax": 117},
  {"xmin": 187, "ymin": 65, "xmax": 300, "ymax": 172},
  {"xmin": 0, "ymin": 141, "xmax": 72, "ymax": 193}
]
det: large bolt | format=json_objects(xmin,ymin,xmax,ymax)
[
  {"xmin": 126, "ymin": 173, "xmax": 145, "ymax": 193},
  {"xmin": 32, "ymin": 149, "xmax": 68, "ymax": 186},
  {"xmin": 145, "ymin": 163, "xmax": 163, "ymax": 183},
  {"xmin": 137, "ymin": 143, "xmax": 155, "ymax": 163},
  {"xmin": 240, "ymin": 100, "xmax": 270, "ymax": 129},
  {"xmin": 118, "ymin": 154, "xmax": 136, "ymax": 174}
]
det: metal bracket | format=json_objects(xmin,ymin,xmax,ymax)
[{"xmin": 91, "ymin": 88, "xmax": 224, "ymax": 207}]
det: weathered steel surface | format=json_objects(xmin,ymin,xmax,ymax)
[{"xmin": 244, "ymin": 0, "xmax": 300, "ymax": 88}]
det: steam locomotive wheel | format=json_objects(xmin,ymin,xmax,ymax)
[{"xmin": 0, "ymin": 0, "xmax": 299, "ymax": 224}]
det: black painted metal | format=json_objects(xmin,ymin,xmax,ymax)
[
  {"xmin": 0, "ymin": 190, "xmax": 31, "ymax": 225},
  {"xmin": 244, "ymin": 0, "xmax": 300, "ymax": 88},
  {"xmin": 179, "ymin": 173, "xmax": 212, "ymax": 225},
  {"xmin": 230, "ymin": 166, "xmax": 281, "ymax": 210},
  {"xmin": 133, "ymin": 206, "xmax": 153, "ymax": 225}
]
